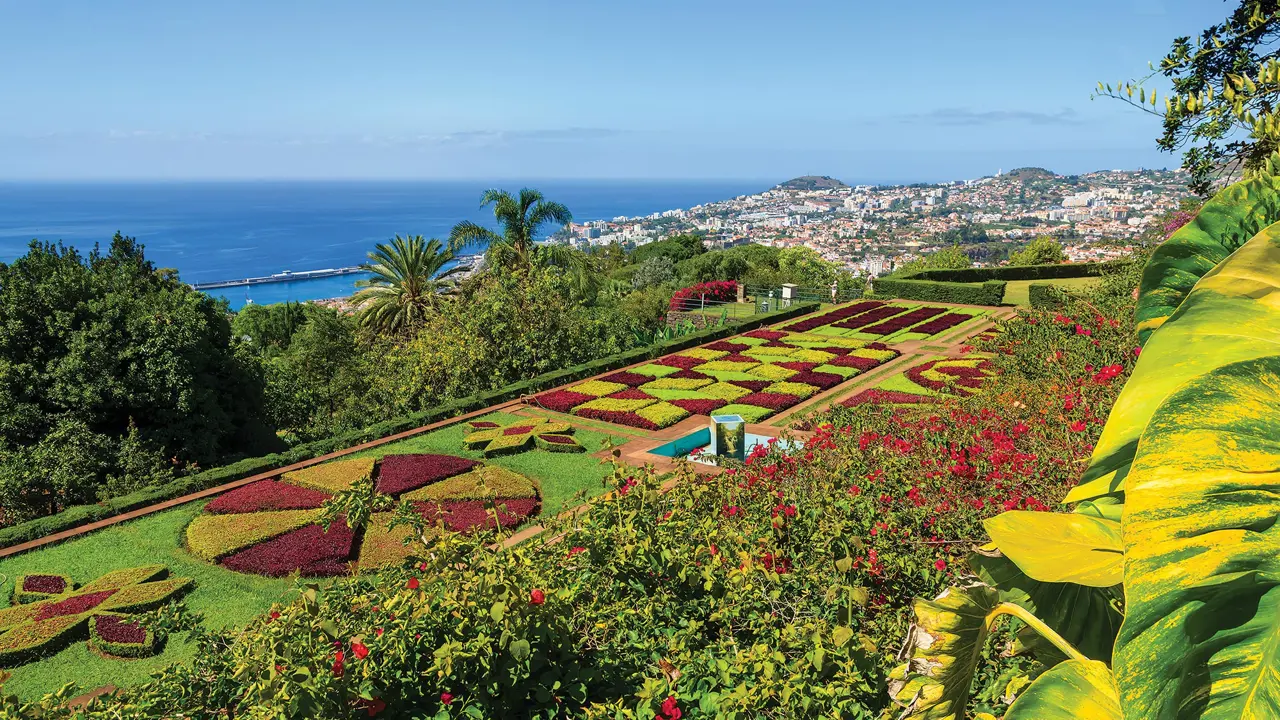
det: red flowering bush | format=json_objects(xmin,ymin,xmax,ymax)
[{"xmin": 668, "ymin": 280, "xmax": 737, "ymax": 311}]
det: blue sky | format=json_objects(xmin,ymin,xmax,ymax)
[{"xmin": 0, "ymin": 0, "xmax": 1229, "ymax": 182}]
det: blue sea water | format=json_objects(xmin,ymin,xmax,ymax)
[{"xmin": 0, "ymin": 180, "xmax": 769, "ymax": 309}]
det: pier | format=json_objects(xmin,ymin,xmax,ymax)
[{"xmin": 190, "ymin": 266, "xmax": 367, "ymax": 290}]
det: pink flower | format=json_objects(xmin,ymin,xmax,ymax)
[
  {"xmin": 935, "ymin": 558, "xmax": 947, "ymax": 572},
  {"xmin": 440, "ymin": 692, "xmax": 454, "ymax": 705},
  {"xmin": 530, "ymin": 588, "xmax": 546, "ymax": 606},
  {"xmin": 1075, "ymin": 324, "xmax": 1092, "ymax": 336},
  {"xmin": 1069, "ymin": 420, "xmax": 1087, "ymax": 433},
  {"xmin": 660, "ymin": 695, "xmax": 683, "ymax": 720},
  {"xmin": 567, "ymin": 546, "xmax": 586, "ymax": 556}
]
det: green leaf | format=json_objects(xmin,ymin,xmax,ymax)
[
  {"xmin": 832, "ymin": 626, "xmax": 854, "ymax": 648},
  {"xmin": 319, "ymin": 619, "xmax": 339, "ymax": 639},
  {"xmin": 968, "ymin": 551, "xmax": 1122, "ymax": 665},
  {"xmin": 887, "ymin": 583, "xmax": 1001, "ymax": 720},
  {"xmin": 1114, "ymin": 356, "xmax": 1280, "ymax": 718},
  {"xmin": 490, "ymin": 602, "xmax": 505, "ymax": 623},
  {"xmin": 1069, "ymin": 221, "xmax": 1280, "ymax": 503},
  {"xmin": 1004, "ymin": 660, "xmax": 1121, "ymax": 720},
  {"xmin": 983, "ymin": 511, "xmax": 1123, "ymax": 587},
  {"xmin": 509, "ymin": 638, "xmax": 531, "ymax": 661}
]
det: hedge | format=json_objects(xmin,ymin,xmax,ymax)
[
  {"xmin": 1028, "ymin": 282, "xmax": 1069, "ymax": 309},
  {"xmin": 872, "ymin": 278, "xmax": 1007, "ymax": 306},
  {"xmin": 0, "ymin": 302, "xmax": 819, "ymax": 551},
  {"xmin": 899, "ymin": 261, "xmax": 1123, "ymax": 284}
]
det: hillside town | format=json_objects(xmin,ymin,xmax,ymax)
[{"xmin": 562, "ymin": 167, "xmax": 1193, "ymax": 275}]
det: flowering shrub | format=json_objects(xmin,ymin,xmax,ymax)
[
  {"xmin": 204, "ymin": 479, "xmax": 331, "ymax": 514},
  {"xmin": 842, "ymin": 389, "xmax": 938, "ymax": 408},
  {"xmin": 668, "ymin": 280, "xmax": 737, "ymax": 311}
]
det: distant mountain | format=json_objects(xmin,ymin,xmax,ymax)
[
  {"xmin": 777, "ymin": 175, "xmax": 848, "ymax": 191},
  {"xmin": 1004, "ymin": 167, "xmax": 1057, "ymax": 179}
]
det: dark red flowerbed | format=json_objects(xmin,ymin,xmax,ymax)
[
  {"xmin": 737, "ymin": 392, "xmax": 802, "ymax": 410},
  {"xmin": 728, "ymin": 380, "xmax": 771, "ymax": 392},
  {"xmin": 538, "ymin": 434, "xmax": 576, "ymax": 445},
  {"xmin": 35, "ymin": 590, "xmax": 116, "ymax": 621},
  {"xmin": 375, "ymin": 453, "xmax": 480, "ymax": 496},
  {"xmin": 468, "ymin": 421, "xmax": 500, "ymax": 429},
  {"xmin": 599, "ymin": 371, "xmax": 651, "ymax": 387},
  {"xmin": 785, "ymin": 371, "xmax": 845, "ymax": 389},
  {"xmin": 904, "ymin": 361, "xmax": 988, "ymax": 396},
  {"xmin": 783, "ymin": 301, "xmax": 884, "ymax": 332},
  {"xmin": 777, "ymin": 361, "xmax": 818, "ymax": 372},
  {"xmin": 22, "ymin": 575, "xmax": 67, "ymax": 595},
  {"xmin": 608, "ymin": 387, "xmax": 657, "ymax": 401},
  {"xmin": 220, "ymin": 522, "xmax": 356, "ymax": 577},
  {"xmin": 842, "ymin": 389, "xmax": 937, "ymax": 407},
  {"xmin": 867, "ymin": 342, "xmax": 892, "ymax": 351},
  {"xmin": 832, "ymin": 305, "xmax": 910, "ymax": 330},
  {"xmin": 574, "ymin": 408, "xmax": 659, "ymax": 430},
  {"xmin": 667, "ymin": 369, "xmax": 712, "ymax": 380},
  {"xmin": 718, "ymin": 353, "xmax": 759, "ymax": 364},
  {"xmin": 860, "ymin": 307, "xmax": 946, "ymax": 335},
  {"xmin": 414, "ymin": 497, "xmax": 541, "ymax": 533},
  {"xmin": 934, "ymin": 365, "xmax": 987, "ymax": 378},
  {"xmin": 703, "ymin": 340, "xmax": 750, "ymax": 353},
  {"xmin": 654, "ymin": 354, "xmax": 706, "ymax": 369},
  {"xmin": 761, "ymin": 340, "xmax": 793, "ymax": 348},
  {"xmin": 811, "ymin": 346, "xmax": 853, "ymax": 356},
  {"xmin": 743, "ymin": 329, "xmax": 786, "ymax": 341},
  {"xmin": 830, "ymin": 354, "xmax": 889, "ymax": 371},
  {"xmin": 911, "ymin": 313, "xmax": 972, "ymax": 335},
  {"xmin": 503, "ymin": 425, "xmax": 536, "ymax": 436},
  {"xmin": 94, "ymin": 615, "xmax": 147, "ymax": 645},
  {"xmin": 669, "ymin": 398, "xmax": 728, "ymax": 415},
  {"xmin": 205, "ymin": 479, "xmax": 331, "ymax": 514},
  {"xmin": 534, "ymin": 390, "xmax": 596, "ymax": 414}
]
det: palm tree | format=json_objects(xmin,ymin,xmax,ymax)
[
  {"xmin": 448, "ymin": 188, "xmax": 573, "ymax": 268},
  {"xmin": 352, "ymin": 235, "xmax": 467, "ymax": 334}
]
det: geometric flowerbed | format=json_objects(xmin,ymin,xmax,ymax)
[
  {"xmin": 184, "ymin": 453, "xmax": 541, "ymax": 578},
  {"xmin": 463, "ymin": 417, "xmax": 584, "ymax": 456},
  {"xmin": 842, "ymin": 356, "xmax": 996, "ymax": 407},
  {"xmin": 533, "ymin": 324, "xmax": 901, "ymax": 428},
  {"xmin": 0, "ymin": 566, "xmax": 191, "ymax": 667}
]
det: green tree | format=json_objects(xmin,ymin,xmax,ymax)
[
  {"xmin": 630, "ymin": 234, "xmax": 706, "ymax": 265},
  {"xmin": 891, "ymin": 245, "xmax": 972, "ymax": 275},
  {"xmin": 448, "ymin": 188, "xmax": 573, "ymax": 269},
  {"xmin": 778, "ymin": 246, "xmax": 839, "ymax": 287},
  {"xmin": 1008, "ymin": 236, "xmax": 1067, "ymax": 266},
  {"xmin": 353, "ymin": 235, "xmax": 467, "ymax": 335},
  {"xmin": 630, "ymin": 256, "xmax": 676, "ymax": 290},
  {"xmin": 231, "ymin": 301, "xmax": 313, "ymax": 357},
  {"xmin": 1098, "ymin": 1, "xmax": 1280, "ymax": 193}
]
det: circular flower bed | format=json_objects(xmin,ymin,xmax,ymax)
[{"xmin": 183, "ymin": 454, "xmax": 542, "ymax": 578}]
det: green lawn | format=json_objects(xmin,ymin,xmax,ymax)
[
  {"xmin": 0, "ymin": 411, "xmax": 624, "ymax": 700},
  {"xmin": 1002, "ymin": 276, "xmax": 1101, "ymax": 306},
  {"xmin": 0, "ymin": 502, "xmax": 299, "ymax": 701}
]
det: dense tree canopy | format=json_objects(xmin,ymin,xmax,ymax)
[{"xmin": 1008, "ymin": 236, "xmax": 1067, "ymax": 265}]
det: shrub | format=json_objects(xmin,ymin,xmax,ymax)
[
  {"xmin": 873, "ymin": 278, "xmax": 1007, "ymax": 305},
  {"xmin": 668, "ymin": 398, "xmax": 727, "ymax": 415},
  {"xmin": 764, "ymin": 381, "xmax": 820, "ymax": 399},
  {"xmin": 574, "ymin": 397, "xmax": 658, "ymax": 414},
  {"xmin": 12, "ymin": 575, "xmax": 73, "ymax": 605},
  {"xmin": 282, "ymin": 458, "xmax": 375, "ymax": 494},
  {"xmin": 566, "ymin": 380, "xmax": 628, "ymax": 398},
  {"xmin": 745, "ymin": 363, "xmax": 796, "ymax": 381},
  {"xmin": 668, "ymin": 280, "xmax": 737, "ymax": 311},
  {"xmin": 641, "ymin": 377, "xmax": 714, "ymax": 391},
  {"xmin": 735, "ymin": 393, "xmax": 802, "ymax": 411},
  {"xmin": 375, "ymin": 454, "xmax": 480, "ymax": 496},
  {"xmin": 414, "ymin": 497, "xmax": 541, "ymax": 533},
  {"xmin": 203, "ymin": 480, "xmax": 330, "ymax": 514},
  {"xmin": 597, "ymin": 371, "xmax": 652, "ymax": 387},
  {"xmin": 532, "ymin": 390, "xmax": 595, "ymax": 414},
  {"xmin": 700, "ymin": 382, "xmax": 752, "ymax": 401},
  {"xmin": 534, "ymin": 434, "xmax": 586, "ymax": 453},
  {"xmin": 88, "ymin": 614, "xmax": 157, "ymax": 659}
]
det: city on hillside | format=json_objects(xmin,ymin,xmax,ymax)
[{"xmin": 559, "ymin": 167, "xmax": 1191, "ymax": 274}]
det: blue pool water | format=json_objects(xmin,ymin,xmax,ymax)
[{"xmin": 650, "ymin": 429, "xmax": 796, "ymax": 461}]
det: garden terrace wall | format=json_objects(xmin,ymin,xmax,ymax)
[
  {"xmin": 873, "ymin": 278, "xmax": 1006, "ymax": 306},
  {"xmin": 0, "ymin": 302, "xmax": 819, "ymax": 551}
]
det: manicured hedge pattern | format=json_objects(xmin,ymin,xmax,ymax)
[
  {"xmin": 219, "ymin": 522, "xmax": 356, "ymax": 578},
  {"xmin": 873, "ymin": 278, "xmax": 1006, "ymax": 306},
  {"xmin": 375, "ymin": 454, "xmax": 479, "ymax": 496},
  {"xmin": 0, "ymin": 303, "xmax": 820, "ymax": 551},
  {"xmin": 203, "ymin": 479, "xmax": 330, "ymax": 514},
  {"xmin": 462, "ymin": 418, "xmax": 579, "ymax": 457}
]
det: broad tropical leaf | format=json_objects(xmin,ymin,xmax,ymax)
[
  {"xmin": 1067, "ymin": 222, "xmax": 1280, "ymax": 503},
  {"xmin": 1134, "ymin": 158, "xmax": 1280, "ymax": 344},
  {"xmin": 888, "ymin": 584, "xmax": 1001, "ymax": 720},
  {"xmin": 1114, "ymin": 356, "xmax": 1280, "ymax": 719},
  {"xmin": 983, "ymin": 511, "xmax": 1123, "ymax": 587},
  {"xmin": 1004, "ymin": 660, "xmax": 1121, "ymax": 720},
  {"xmin": 968, "ymin": 551, "xmax": 1123, "ymax": 665}
]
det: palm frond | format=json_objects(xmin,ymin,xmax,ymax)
[{"xmin": 447, "ymin": 221, "xmax": 503, "ymax": 254}]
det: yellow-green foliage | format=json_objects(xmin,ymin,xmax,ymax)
[
  {"xmin": 282, "ymin": 457, "xmax": 374, "ymax": 493},
  {"xmin": 678, "ymin": 348, "xmax": 729, "ymax": 361},
  {"xmin": 765, "ymin": 381, "xmax": 819, "ymax": 399},
  {"xmin": 358, "ymin": 514, "xmax": 437, "ymax": 570},
  {"xmin": 700, "ymin": 382, "xmax": 751, "ymax": 401},
  {"xmin": 404, "ymin": 466, "xmax": 538, "ymax": 502},
  {"xmin": 642, "ymin": 377, "xmax": 714, "ymax": 391},
  {"xmin": 184, "ymin": 509, "xmax": 319, "ymax": 561},
  {"xmin": 567, "ymin": 380, "xmax": 628, "ymax": 397},
  {"xmin": 574, "ymin": 397, "xmax": 658, "ymax": 413},
  {"xmin": 713, "ymin": 403, "xmax": 773, "ymax": 423},
  {"xmin": 743, "ymin": 346, "xmax": 795, "ymax": 358},
  {"xmin": 790, "ymin": 349, "xmax": 837, "ymax": 364},
  {"xmin": 699, "ymin": 360, "xmax": 760, "ymax": 373},
  {"xmin": 635, "ymin": 402, "xmax": 690, "ymax": 428},
  {"xmin": 850, "ymin": 348, "xmax": 898, "ymax": 361},
  {"xmin": 747, "ymin": 363, "xmax": 797, "ymax": 381}
]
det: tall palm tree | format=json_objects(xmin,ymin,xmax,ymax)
[
  {"xmin": 448, "ymin": 188, "xmax": 573, "ymax": 269},
  {"xmin": 352, "ymin": 234, "xmax": 467, "ymax": 334}
]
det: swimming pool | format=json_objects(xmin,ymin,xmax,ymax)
[{"xmin": 649, "ymin": 428, "xmax": 797, "ymax": 464}]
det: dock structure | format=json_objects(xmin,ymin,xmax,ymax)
[{"xmin": 190, "ymin": 266, "xmax": 367, "ymax": 290}]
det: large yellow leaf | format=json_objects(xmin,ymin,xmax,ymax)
[
  {"xmin": 1067, "ymin": 223, "xmax": 1280, "ymax": 503},
  {"xmin": 1004, "ymin": 660, "xmax": 1122, "ymax": 720},
  {"xmin": 984, "ymin": 511, "xmax": 1123, "ymax": 587},
  {"xmin": 1114, "ymin": 356, "xmax": 1280, "ymax": 719}
]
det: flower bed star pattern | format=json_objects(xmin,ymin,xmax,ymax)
[
  {"xmin": 531, "ymin": 302, "xmax": 920, "ymax": 426},
  {"xmin": 0, "ymin": 565, "xmax": 191, "ymax": 667},
  {"xmin": 462, "ymin": 417, "xmax": 583, "ymax": 456},
  {"xmin": 184, "ymin": 453, "xmax": 542, "ymax": 578}
]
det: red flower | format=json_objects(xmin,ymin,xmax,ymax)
[
  {"xmin": 568, "ymin": 546, "xmax": 586, "ymax": 556},
  {"xmin": 407, "ymin": 577, "xmax": 420, "ymax": 590},
  {"xmin": 440, "ymin": 692, "xmax": 454, "ymax": 705},
  {"xmin": 660, "ymin": 695, "xmax": 683, "ymax": 720},
  {"xmin": 530, "ymin": 588, "xmax": 546, "ymax": 605},
  {"xmin": 357, "ymin": 698, "xmax": 387, "ymax": 716},
  {"xmin": 268, "ymin": 611, "xmax": 280, "ymax": 622},
  {"xmin": 332, "ymin": 649, "xmax": 345, "ymax": 677},
  {"xmin": 1069, "ymin": 420, "xmax": 1087, "ymax": 433},
  {"xmin": 935, "ymin": 558, "xmax": 947, "ymax": 572},
  {"xmin": 351, "ymin": 641, "xmax": 369, "ymax": 660},
  {"xmin": 375, "ymin": 627, "xmax": 384, "ymax": 637},
  {"xmin": 1133, "ymin": 346, "xmax": 1142, "ymax": 358},
  {"xmin": 1075, "ymin": 324, "xmax": 1092, "ymax": 336}
]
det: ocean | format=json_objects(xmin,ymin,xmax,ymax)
[{"xmin": 0, "ymin": 180, "xmax": 769, "ymax": 309}]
